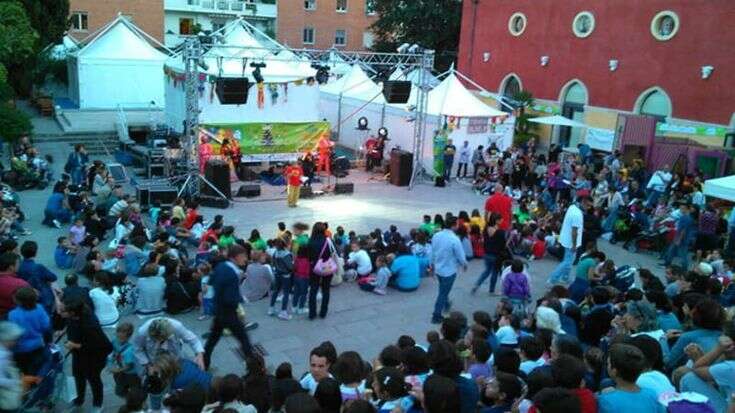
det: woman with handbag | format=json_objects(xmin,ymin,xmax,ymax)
[{"xmin": 308, "ymin": 222, "xmax": 337, "ymax": 320}]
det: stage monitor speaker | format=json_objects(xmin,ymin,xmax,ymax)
[
  {"xmin": 236, "ymin": 184, "xmax": 261, "ymax": 198},
  {"xmin": 332, "ymin": 156, "xmax": 350, "ymax": 178},
  {"xmin": 204, "ymin": 160, "xmax": 232, "ymax": 199},
  {"xmin": 382, "ymin": 81, "xmax": 412, "ymax": 104},
  {"xmin": 107, "ymin": 162, "xmax": 129, "ymax": 185},
  {"xmin": 389, "ymin": 150, "xmax": 413, "ymax": 187},
  {"xmin": 335, "ymin": 182, "xmax": 354, "ymax": 194},
  {"xmin": 301, "ymin": 186, "xmax": 314, "ymax": 199},
  {"xmin": 216, "ymin": 78, "xmax": 250, "ymax": 104},
  {"xmin": 149, "ymin": 186, "xmax": 178, "ymax": 207},
  {"xmin": 198, "ymin": 195, "xmax": 231, "ymax": 209}
]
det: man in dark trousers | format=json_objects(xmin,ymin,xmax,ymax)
[{"xmin": 203, "ymin": 244, "xmax": 254, "ymax": 369}]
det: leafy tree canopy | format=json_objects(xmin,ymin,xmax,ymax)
[
  {"xmin": 369, "ymin": 0, "xmax": 462, "ymax": 71},
  {"xmin": 14, "ymin": 0, "xmax": 70, "ymax": 47},
  {"xmin": 0, "ymin": 1, "xmax": 38, "ymax": 65}
]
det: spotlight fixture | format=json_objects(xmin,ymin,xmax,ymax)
[
  {"xmin": 378, "ymin": 127, "xmax": 389, "ymax": 139},
  {"xmin": 250, "ymin": 62, "xmax": 266, "ymax": 83},
  {"xmin": 357, "ymin": 117, "xmax": 369, "ymax": 130}
]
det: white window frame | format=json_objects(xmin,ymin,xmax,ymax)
[
  {"xmin": 335, "ymin": 29, "xmax": 346, "ymax": 46},
  {"xmin": 71, "ymin": 11, "xmax": 88, "ymax": 32},
  {"xmin": 336, "ymin": 0, "xmax": 347, "ymax": 13},
  {"xmin": 304, "ymin": 0, "xmax": 316, "ymax": 11},
  {"xmin": 303, "ymin": 27, "xmax": 315, "ymax": 45}
]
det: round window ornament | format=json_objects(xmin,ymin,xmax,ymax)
[
  {"xmin": 572, "ymin": 12, "xmax": 595, "ymax": 38},
  {"xmin": 651, "ymin": 11, "xmax": 680, "ymax": 41},
  {"xmin": 508, "ymin": 13, "xmax": 527, "ymax": 37}
]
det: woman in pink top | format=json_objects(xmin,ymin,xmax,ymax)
[{"xmin": 69, "ymin": 218, "xmax": 86, "ymax": 246}]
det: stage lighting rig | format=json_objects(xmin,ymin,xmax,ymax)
[
  {"xmin": 357, "ymin": 117, "xmax": 369, "ymax": 130},
  {"xmin": 250, "ymin": 62, "xmax": 266, "ymax": 83}
]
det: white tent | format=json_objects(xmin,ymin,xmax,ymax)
[
  {"xmin": 423, "ymin": 73, "xmax": 506, "ymax": 117},
  {"xmin": 320, "ymin": 65, "xmax": 385, "ymax": 103},
  {"xmin": 67, "ymin": 16, "xmax": 169, "ymax": 109},
  {"xmin": 390, "ymin": 67, "xmax": 440, "ymax": 88},
  {"xmin": 704, "ymin": 175, "xmax": 735, "ymax": 202},
  {"xmin": 529, "ymin": 115, "xmax": 587, "ymax": 128}
]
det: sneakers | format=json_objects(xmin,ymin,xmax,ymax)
[
  {"xmin": 278, "ymin": 311, "xmax": 292, "ymax": 320},
  {"xmin": 298, "ymin": 307, "xmax": 308, "ymax": 315},
  {"xmin": 276, "ymin": 294, "xmax": 283, "ymax": 303},
  {"xmin": 373, "ymin": 288, "xmax": 386, "ymax": 296},
  {"xmin": 52, "ymin": 219, "xmax": 61, "ymax": 229},
  {"xmin": 267, "ymin": 307, "xmax": 276, "ymax": 316}
]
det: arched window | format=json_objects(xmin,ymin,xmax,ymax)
[
  {"xmin": 500, "ymin": 74, "xmax": 521, "ymax": 113},
  {"xmin": 638, "ymin": 89, "xmax": 672, "ymax": 120},
  {"xmin": 559, "ymin": 80, "xmax": 588, "ymax": 147}
]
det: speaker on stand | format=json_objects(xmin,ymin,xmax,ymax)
[{"xmin": 203, "ymin": 159, "xmax": 232, "ymax": 199}]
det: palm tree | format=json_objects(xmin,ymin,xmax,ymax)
[{"xmin": 512, "ymin": 90, "xmax": 539, "ymax": 145}]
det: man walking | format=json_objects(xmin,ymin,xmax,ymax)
[
  {"xmin": 547, "ymin": 195, "xmax": 590, "ymax": 286},
  {"xmin": 284, "ymin": 160, "xmax": 304, "ymax": 208},
  {"xmin": 660, "ymin": 203, "xmax": 694, "ymax": 270},
  {"xmin": 430, "ymin": 217, "xmax": 468, "ymax": 324},
  {"xmin": 203, "ymin": 244, "xmax": 254, "ymax": 369}
]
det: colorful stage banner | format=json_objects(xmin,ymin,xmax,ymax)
[{"xmin": 200, "ymin": 121, "xmax": 331, "ymax": 162}]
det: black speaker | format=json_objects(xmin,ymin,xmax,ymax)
[
  {"xmin": 389, "ymin": 150, "xmax": 413, "ymax": 186},
  {"xmin": 204, "ymin": 160, "xmax": 232, "ymax": 199},
  {"xmin": 332, "ymin": 156, "xmax": 350, "ymax": 178},
  {"xmin": 149, "ymin": 186, "xmax": 178, "ymax": 206},
  {"xmin": 301, "ymin": 186, "xmax": 314, "ymax": 198},
  {"xmin": 335, "ymin": 182, "xmax": 354, "ymax": 194},
  {"xmin": 435, "ymin": 176, "xmax": 446, "ymax": 187},
  {"xmin": 236, "ymin": 184, "xmax": 261, "ymax": 198},
  {"xmin": 382, "ymin": 81, "xmax": 412, "ymax": 104},
  {"xmin": 216, "ymin": 78, "xmax": 250, "ymax": 104},
  {"xmin": 198, "ymin": 195, "xmax": 231, "ymax": 209}
]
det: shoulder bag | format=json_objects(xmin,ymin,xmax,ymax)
[{"xmin": 313, "ymin": 239, "xmax": 338, "ymax": 276}]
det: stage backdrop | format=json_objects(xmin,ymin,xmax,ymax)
[{"xmin": 201, "ymin": 121, "xmax": 331, "ymax": 162}]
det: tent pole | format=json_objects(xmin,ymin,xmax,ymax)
[
  {"xmin": 336, "ymin": 93, "xmax": 344, "ymax": 141},
  {"xmin": 453, "ymin": 69, "xmax": 515, "ymax": 112}
]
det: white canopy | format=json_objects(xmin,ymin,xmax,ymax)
[
  {"xmin": 49, "ymin": 35, "xmax": 78, "ymax": 60},
  {"xmin": 422, "ymin": 73, "xmax": 506, "ymax": 117},
  {"xmin": 320, "ymin": 65, "xmax": 386, "ymax": 103},
  {"xmin": 68, "ymin": 16, "xmax": 169, "ymax": 108},
  {"xmin": 390, "ymin": 67, "xmax": 440, "ymax": 88},
  {"xmin": 165, "ymin": 19, "xmax": 315, "ymax": 83},
  {"xmin": 529, "ymin": 115, "xmax": 587, "ymax": 128},
  {"xmin": 704, "ymin": 175, "xmax": 735, "ymax": 202}
]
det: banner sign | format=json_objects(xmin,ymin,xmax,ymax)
[
  {"xmin": 586, "ymin": 127, "xmax": 615, "ymax": 152},
  {"xmin": 530, "ymin": 104, "xmax": 561, "ymax": 115},
  {"xmin": 487, "ymin": 115, "xmax": 516, "ymax": 151},
  {"xmin": 467, "ymin": 117, "xmax": 489, "ymax": 134},
  {"xmin": 656, "ymin": 122, "xmax": 728, "ymax": 138},
  {"xmin": 201, "ymin": 121, "xmax": 330, "ymax": 162}
]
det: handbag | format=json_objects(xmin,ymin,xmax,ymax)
[
  {"xmin": 313, "ymin": 240, "xmax": 338, "ymax": 276},
  {"xmin": 331, "ymin": 254, "xmax": 345, "ymax": 286}
]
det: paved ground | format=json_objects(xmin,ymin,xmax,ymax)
[{"xmin": 16, "ymin": 156, "xmax": 665, "ymax": 410}]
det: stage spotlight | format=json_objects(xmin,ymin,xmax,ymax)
[
  {"xmin": 378, "ymin": 127, "xmax": 388, "ymax": 139},
  {"xmin": 357, "ymin": 117, "xmax": 369, "ymax": 130},
  {"xmin": 250, "ymin": 62, "xmax": 266, "ymax": 83}
]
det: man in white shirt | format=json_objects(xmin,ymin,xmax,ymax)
[
  {"xmin": 645, "ymin": 165, "xmax": 672, "ymax": 207},
  {"xmin": 547, "ymin": 196, "xmax": 591, "ymax": 286},
  {"xmin": 430, "ymin": 217, "xmax": 468, "ymax": 323},
  {"xmin": 457, "ymin": 140, "xmax": 472, "ymax": 179},
  {"xmin": 345, "ymin": 241, "xmax": 372, "ymax": 281}
]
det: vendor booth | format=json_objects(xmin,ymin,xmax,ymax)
[
  {"xmin": 67, "ymin": 16, "xmax": 170, "ymax": 109},
  {"xmin": 164, "ymin": 19, "xmax": 325, "ymax": 162}
]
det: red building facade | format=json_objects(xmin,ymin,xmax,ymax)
[{"xmin": 457, "ymin": 0, "xmax": 735, "ymax": 146}]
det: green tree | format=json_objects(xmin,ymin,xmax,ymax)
[
  {"xmin": 512, "ymin": 90, "xmax": 539, "ymax": 145},
  {"xmin": 14, "ymin": 0, "xmax": 69, "ymax": 47},
  {"xmin": 369, "ymin": 0, "xmax": 462, "ymax": 71},
  {"xmin": 0, "ymin": 104, "xmax": 32, "ymax": 143},
  {"xmin": 0, "ymin": 2, "xmax": 38, "ymax": 63}
]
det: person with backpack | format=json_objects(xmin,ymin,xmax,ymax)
[{"xmin": 269, "ymin": 238, "xmax": 295, "ymax": 320}]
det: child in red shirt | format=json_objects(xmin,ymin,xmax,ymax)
[
  {"xmin": 469, "ymin": 224, "xmax": 485, "ymax": 258},
  {"xmin": 292, "ymin": 245, "xmax": 311, "ymax": 314}
]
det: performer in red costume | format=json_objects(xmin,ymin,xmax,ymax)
[
  {"xmin": 220, "ymin": 137, "xmax": 242, "ymax": 182},
  {"xmin": 315, "ymin": 133, "xmax": 334, "ymax": 176},
  {"xmin": 198, "ymin": 135, "xmax": 213, "ymax": 174},
  {"xmin": 365, "ymin": 134, "xmax": 387, "ymax": 172}
]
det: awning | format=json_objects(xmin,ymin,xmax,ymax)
[
  {"xmin": 528, "ymin": 115, "xmax": 587, "ymax": 128},
  {"xmin": 704, "ymin": 175, "xmax": 735, "ymax": 202}
]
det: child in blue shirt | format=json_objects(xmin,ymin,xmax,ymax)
[
  {"xmin": 54, "ymin": 236, "xmax": 74, "ymax": 270},
  {"xmin": 598, "ymin": 344, "xmax": 665, "ymax": 413},
  {"xmin": 358, "ymin": 255, "xmax": 390, "ymax": 295},
  {"xmin": 107, "ymin": 322, "xmax": 140, "ymax": 397}
]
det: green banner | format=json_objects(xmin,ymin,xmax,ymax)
[
  {"xmin": 200, "ymin": 121, "xmax": 331, "ymax": 161},
  {"xmin": 656, "ymin": 122, "xmax": 727, "ymax": 138}
]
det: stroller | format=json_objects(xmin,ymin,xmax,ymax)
[
  {"xmin": 625, "ymin": 219, "xmax": 674, "ymax": 254},
  {"xmin": 20, "ymin": 343, "xmax": 69, "ymax": 411}
]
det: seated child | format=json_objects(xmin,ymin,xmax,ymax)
[
  {"xmin": 597, "ymin": 344, "xmax": 664, "ymax": 413},
  {"xmin": 531, "ymin": 230, "xmax": 546, "ymax": 260},
  {"xmin": 358, "ymin": 255, "xmax": 390, "ymax": 295},
  {"xmin": 518, "ymin": 336, "xmax": 546, "ymax": 375},
  {"xmin": 54, "ymin": 236, "xmax": 75, "ymax": 269},
  {"xmin": 501, "ymin": 260, "xmax": 531, "ymax": 314},
  {"xmin": 479, "ymin": 372, "xmax": 523, "ymax": 413},
  {"xmin": 468, "ymin": 339, "xmax": 493, "ymax": 382}
]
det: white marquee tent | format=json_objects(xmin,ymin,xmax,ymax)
[
  {"xmin": 320, "ymin": 65, "xmax": 385, "ymax": 103},
  {"xmin": 67, "ymin": 16, "xmax": 170, "ymax": 109},
  {"xmin": 704, "ymin": 175, "xmax": 735, "ymax": 202},
  {"xmin": 389, "ymin": 67, "xmax": 440, "ymax": 88}
]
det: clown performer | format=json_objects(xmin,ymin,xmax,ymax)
[
  {"xmin": 198, "ymin": 134, "xmax": 213, "ymax": 173},
  {"xmin": 314, "ymin": 133, "xmax": 334, "ymax": 176}
]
